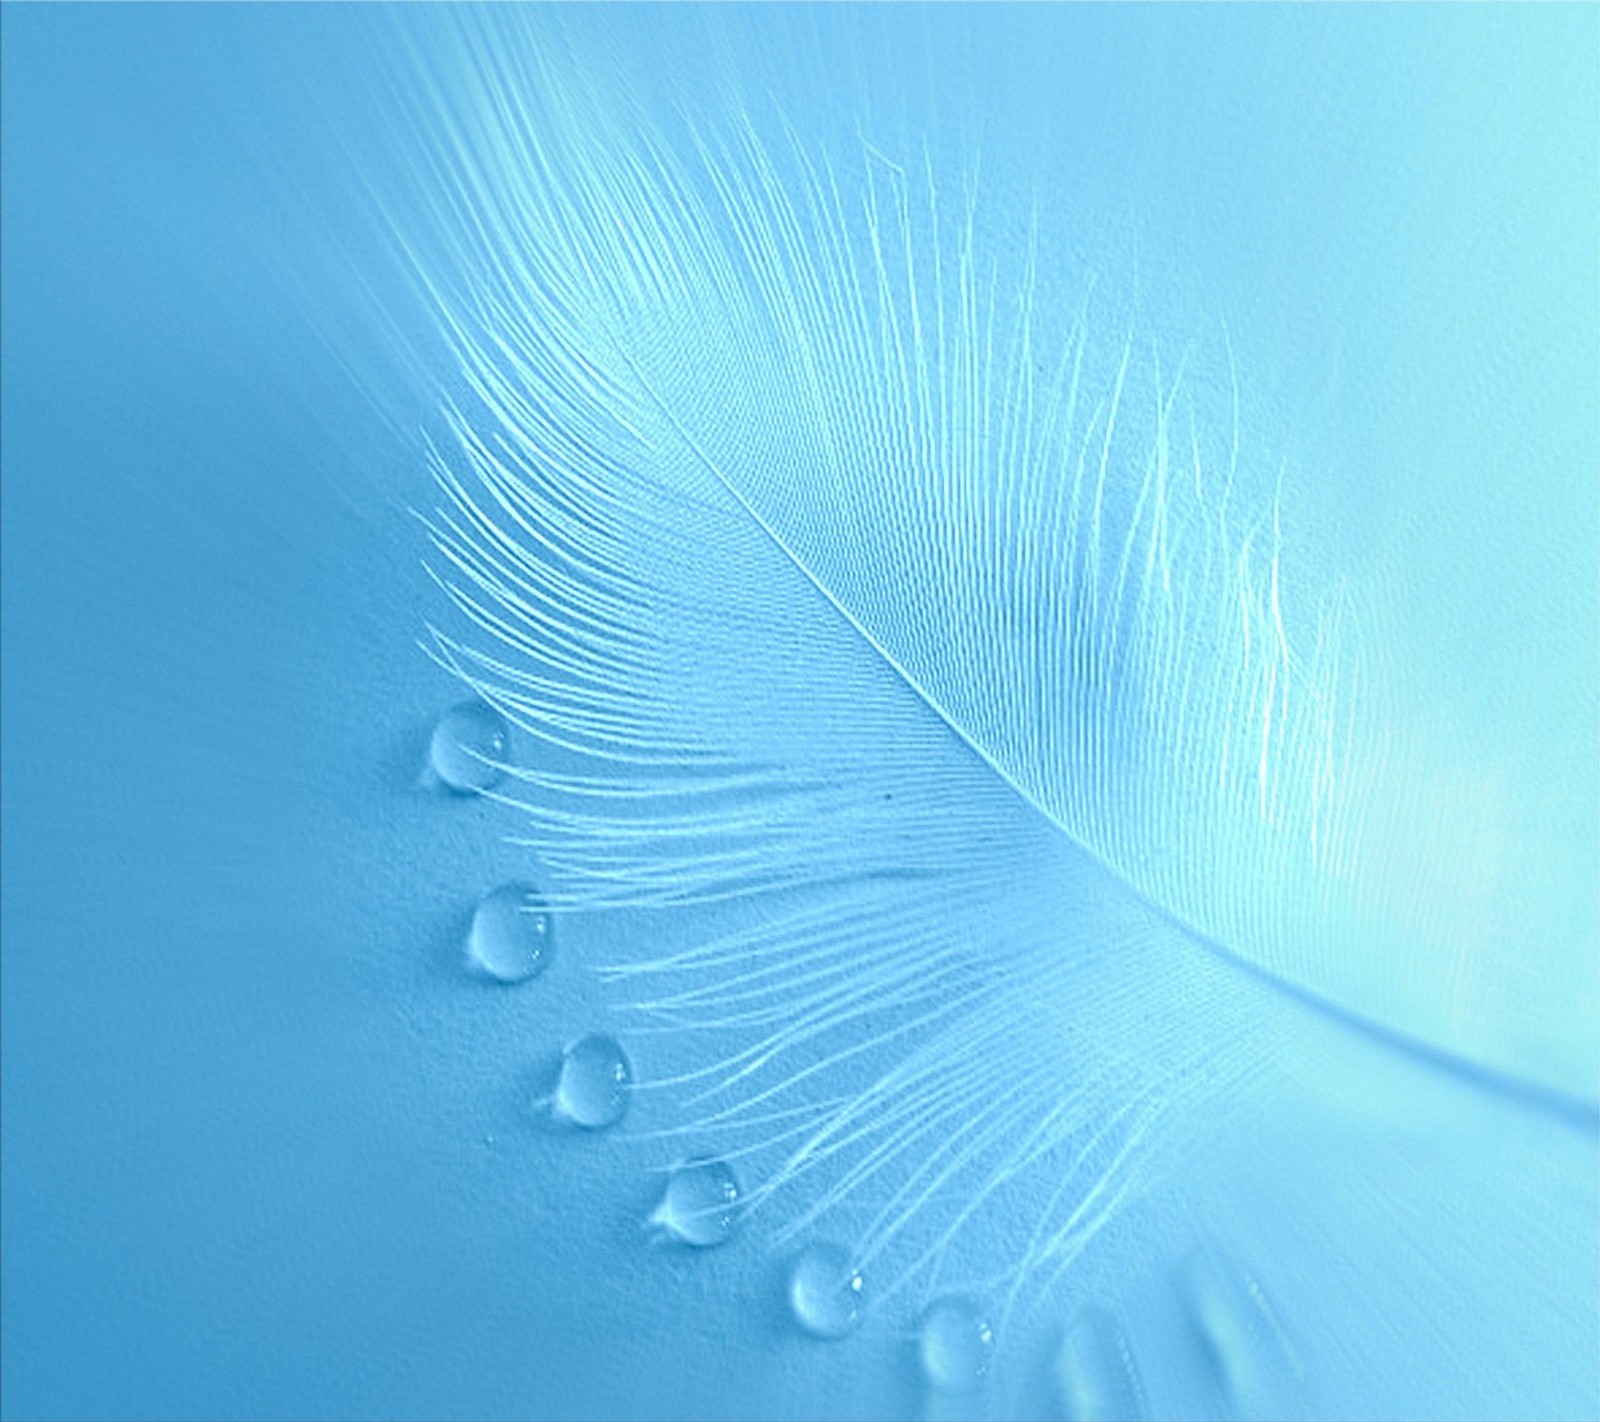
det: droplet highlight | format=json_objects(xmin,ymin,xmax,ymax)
[
  {"xmin": 552, "ymin": 1034, "xmax": 632, "ymax": 1129},
  {"xmin": 788, "ymin": 1242, "xmax": 865, "ymax": 1339},
  {"xmin": 467, "ymin": 883, "xmax": 552, "ymax": 984},
  {"xmin": 429, "ymin": 699, "xmax": 510, "ymax": 793},
  {"xmin": 1181, "ymin": 1251, "xmax": 1301, "ymax": 1418},
  {"xmin": 917, "ymin": 1295, "xmax": 994, "ymax": 1392},
  {"xmin": 1054, "ymin": 1308, "xmax": 1144, "ymax": 1421},
  {"xmin": 647, "ymin": 1158, "xmax": 742, "ymax": 1247}
]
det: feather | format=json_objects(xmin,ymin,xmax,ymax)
[{"xmin": 374, "ymin": 10, "xmax": 1596, "ymax": 1417}]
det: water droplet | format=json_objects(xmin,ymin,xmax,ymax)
[
  {"xmin": 788, "ymin": 1242, "xmax": 865, "ymax": 1339},
  {"xmin": 1054, "ymin": 1308, "xmax": 1144, "ymax": 1421},
  {"xmin": 430, "ymin": 699, "xmax": 510, "ymax": 793},
  {"xmin": 1181, "ymin": 1252, "xmax": 1300, "ymax": 1417},
  {"xmin": 917, "ymin": 1295, "xmax": 994, "ymax": 1392},
  {"xmin": 467, "ymin": 883, "xmax": 552, "ymax": 983},
  {"xmin": 647, "ymin": 1158, "xmax": 742, "ymax": 1247},
  {"xmin": 552, "ymin": 1034, "xmax": 631, "ymax": 1129}
]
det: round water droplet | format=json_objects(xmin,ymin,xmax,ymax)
[
  {"xmin": 788, "ymin": 1242, "xmax": 865, "ymax": 1339},
  {"xmin": 430, "ymin": 699, "xmax": 510, "ymax": 793},
  {"xmin": 467, "ymin": 883, "xmax": 552, "ymax": 983},
  {"xmin": 648, "ymin": 1158, "xmax": 742, "ymax": 1247},
  {"xmin": 553, "ymin": 1034, "xmax": 631, "ymax": 1129},
  {"xmin": 1055, "ymin": 1308, "xmax": 1144, "ymax": 1421},
  {"xmin": 1181, "ymin": 1251, "xmax": 1298, "ymax": 1413},
  {"xmin": 917, "ymin": 1296, "xmax": 994, "ymax": 1392}
]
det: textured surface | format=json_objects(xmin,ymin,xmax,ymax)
[{"xmin": 3, "ymin": 7, "xmax": 1596, "ymax": 1420}]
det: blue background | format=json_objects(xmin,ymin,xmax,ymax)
[{"xmin": 3, "ymin": 7, "xmax": 1595, "ymax": 1419}]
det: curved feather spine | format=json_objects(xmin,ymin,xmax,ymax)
[{"xmin": 389, "ymin": 13, "xmax": 1595, "ymax": 1301}]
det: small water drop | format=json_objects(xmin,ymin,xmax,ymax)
[
  {"xmin": 788, "ymin": 1242, "xmax": 865, "ymax": 1339},
  {"xmin": 430, "ymin": 699, "xmax": 510, "ymax": 793},
  {"xmin": 917, "ymin": 1295, "xmax": 994, "ymax": 1392},
  {"xmin": 1181, "ymin": 1251, "xmax": 1301, "ymax": 1417},
  {"xmin": 647, "ymin": 1158, "xmax": 742, "ymax": 1247},
  {"xmin": 552, "ymin": 1034, "xmax": 631, "ymax": 1129},
  {"xmin": 467, "ymin": 883, "xmax": 552, "ymax": 983},
  {"xmin": 1054, "ymin": 1308, "xmax": 1144, "ymax": 1421}
]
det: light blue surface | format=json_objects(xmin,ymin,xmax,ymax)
[{"xmin": 3, "ymin": 7, "xmax": 1596, "ymax": 1420}]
